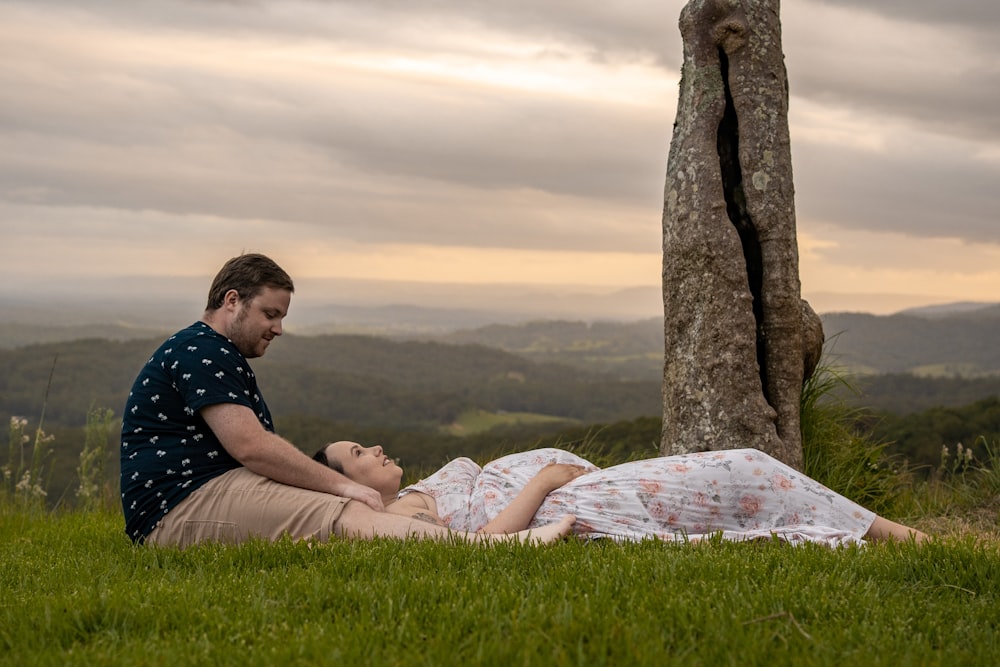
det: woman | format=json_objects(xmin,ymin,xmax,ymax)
[{"xmin": 313, "ymin": 442, "xmax": 928, "ymax": 546}]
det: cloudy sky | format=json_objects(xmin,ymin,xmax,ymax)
[{"xmin": 1, "ymin": 0, "xmax": 997, "ymax": 319}]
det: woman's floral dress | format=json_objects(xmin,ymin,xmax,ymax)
[{"xmin": 400, "ymin": 448, "xmax": 876, "ymax": 546}]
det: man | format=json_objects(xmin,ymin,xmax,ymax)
[{"xmin": 120, "ymin": 253, "xmax": 572, "ymax": 547}]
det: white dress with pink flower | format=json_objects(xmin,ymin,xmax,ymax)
[{"xmin": 400, "ymin": 448, "xmax": 877, "ymax": 546}]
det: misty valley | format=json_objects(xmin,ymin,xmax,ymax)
[{"xmin": 2, "ymin": 305, "xmax": 999, "ymax": 507}]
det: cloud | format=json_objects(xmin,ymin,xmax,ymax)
[
  {"xmin": 813, "ymin": 0, "xmax": 1000, "ymax": 31},
  {"xmin": 797, "ymin": 221, "xmax": 1000, "ymax": 314},
  {"xmin": 784, "ymin": 2, "xmax": 1000, "ymax": 144},
  {"xmin": 792, "ymin": 123, "xmax": 1000, "ymax": 244},
  {"xmin": 0, "ymin": 0, "xmax": 997, "ymax": 316},
  {"xmin": 0, "ymin": 2, "xmax": 673, "ymax": 253}
]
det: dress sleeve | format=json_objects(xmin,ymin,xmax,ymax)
[{"xmin": 399, "ymin": 458, "xmax": 482, "ymax": 531}]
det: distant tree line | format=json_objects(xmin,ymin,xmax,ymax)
[
  {"xmin": 0, "ymin": 335, "xmax": 663, "ymax": 432},
  {"xmin": 3, "ymin": 333, "xmax": 997, "ymax": 506},
  {"xmin": 865, "ymin": 396, "xmax": 1000, "ymax": 474},
  {"xmin": 841, "ymin": 373, "xmax": 1000, "ymax": 415}
]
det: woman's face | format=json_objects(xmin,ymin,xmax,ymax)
[{"xmin": 324, "ymin": 441, "xmax": 403, "ymax": 494}]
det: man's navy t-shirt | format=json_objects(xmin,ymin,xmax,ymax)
[{"xmin": 120, "ymin": 321, "xmax": 275, "ymax": 542}]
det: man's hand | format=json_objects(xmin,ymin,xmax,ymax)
[
  {"xmin": 337, "ymin": 480, "xmax": 385, "ymax": 511},
  {"xmin": 201, "ymin": 403, "xmax": 387, "ymax": 510}
]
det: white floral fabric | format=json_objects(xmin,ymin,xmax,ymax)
[
  {"xmin": 402, "ymin": 448, "xmax": 877, "ymax": 546},
  {"xmin": 399, "ymin": 456, "xmax": 482, "ymax": 529}
]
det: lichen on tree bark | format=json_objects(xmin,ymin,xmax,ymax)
[{"xmin": 661, "ymin": 0, "xmax": 823, "ymax": 469}]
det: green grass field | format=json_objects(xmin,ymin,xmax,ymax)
[
  {"xmin": 2, "ymin": 508, "xmax": 998, "ymax": 666},
  {"xmin": 442, "ymin": 408, "xmax": 577, "ymax": 436}
]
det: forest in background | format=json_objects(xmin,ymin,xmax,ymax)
[{"xmin": 2, "ymin": 305, "xmax": 998, "ymax": 507}]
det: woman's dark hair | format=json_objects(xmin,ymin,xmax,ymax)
[
  {"xmin": 312, "ymin": 446, "xmax": 344, "ymax": 474},
  {"xmin": 205, "ymin": 253, "xmax": 295, "ymax": 311}
]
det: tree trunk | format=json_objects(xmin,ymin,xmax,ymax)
[{"xmin": 660, "ymin": 0, "xmax": 822, "ymax": 469}]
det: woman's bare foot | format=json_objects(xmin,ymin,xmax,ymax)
[{"xmin": 865, "ymin": 516, "xmax": 931, "ymax": 543}]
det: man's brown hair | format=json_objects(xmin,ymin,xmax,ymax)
[{"xmin": 205, "ymin": 253, "xmax": 295, "ymax": 311}]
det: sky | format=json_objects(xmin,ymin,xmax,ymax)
[{"xmin": 1, "ymin": 0, "xmax": 998, "ymax": 320}]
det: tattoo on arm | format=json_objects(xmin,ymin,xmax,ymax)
[{"xmin": 412, "ymin": 512, "xmax": 443, "ymax": 526}]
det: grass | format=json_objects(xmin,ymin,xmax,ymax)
[
  {"xmin": 800, "ymin": 363, "xmax": 904, "ymax": 516},
  {"xmin": 1, "ymin": 509, "xmax": 998, "ymax": 666},
  {"xmin": 801, "ymin": 363, "xmax": 1000, "ymax": 538}
]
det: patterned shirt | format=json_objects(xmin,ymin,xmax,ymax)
[{"xmin": 120, "ymin": 321, "xmax": 274, "ymax": 542}]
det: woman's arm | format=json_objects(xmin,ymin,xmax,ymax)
[{"xmin": 477, "ymin": 464, "xmax": 588, "ymax": 534}]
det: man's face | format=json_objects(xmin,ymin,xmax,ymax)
[{"xmin": 227, "ymin": 287, "xmax": 291, "ymax": 358}]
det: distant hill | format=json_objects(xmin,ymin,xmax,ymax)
[
  {"xmin": 414, "ymin": 303, "xmax": 1000, "ymax": 381},
  {"xmin": 6, "ymin": 301, "xmax": 997, "ymax": 382},
  {"xmin": 896, "ymin": 301, "xmax": 999, "ymax": 318},
  {"xmin": 844, "ymin": 373, "xmax": 1000, "ymax": 415},
  {"xmin": 0, "ymin": 334, "xmax": 660, "ymax": 431},
  {"xmin": 0, "ymin": 322, "xmax": 172, "ymax": 349},
  {"xmin": 5, "ymin": 289, "xmax": 997, "ymax": 380},
  {"xmin": 426, "ymin": 319, "xmax": 665, "ymax": 381},
  {"xmin": 821, "ymin": 304, "xmax": 1000, "ymax": 377},
  {"xmin": 2, "ymin": 302, "xmax": 997, "ymax": 423}
]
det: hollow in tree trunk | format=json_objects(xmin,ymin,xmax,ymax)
[{"xmin": 660, "ymin": 0, "xmax": 824, "ymax": 469}]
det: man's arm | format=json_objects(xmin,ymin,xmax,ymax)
[
  {"xmin": 477, "ymin": 464, "xmax": 588, "ymax": 534},
  {"xmin": 201, "ymin": 403, "xmax": 384, "ymax": 510}
]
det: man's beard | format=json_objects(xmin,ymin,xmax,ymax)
[{"xmin": 227, "ymin": 305, "xmax": 263, "ymax": 358}]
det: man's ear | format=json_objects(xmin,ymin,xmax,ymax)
[{"xmin": 223, "ymin": 289, "xmax": 241, "ymax": 309}]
